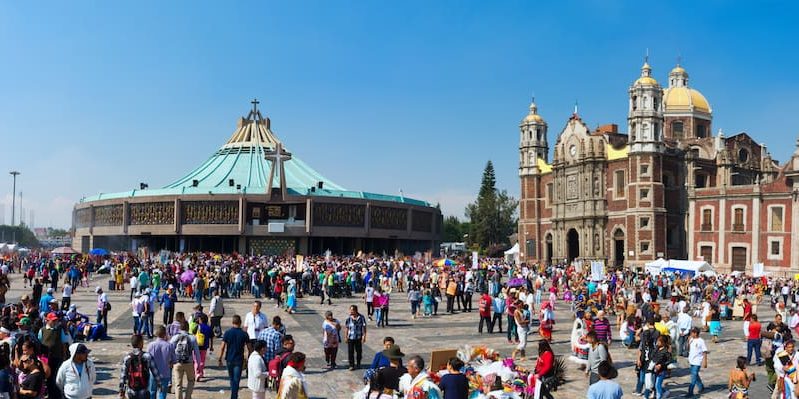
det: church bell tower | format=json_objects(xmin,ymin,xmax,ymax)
[
  {"xmin": 519, "ymin": 99, "xmax": 548, "ymax": 176},
  {"xmin": 626, "ymin": 59, "xmax": 666, "ymax": 263}
]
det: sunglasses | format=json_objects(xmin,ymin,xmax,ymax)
[{"xmin": 21, "ymin": 358, "xmax": 33, "ymax": 363}]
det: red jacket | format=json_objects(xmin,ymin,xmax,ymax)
[
  {"xmin": 534, "ymin": 350, "xmax": 554, "ymax": 379},
  {"xmin": 478, "ymin": 294, "xmax": 492, "ymax": 317}
]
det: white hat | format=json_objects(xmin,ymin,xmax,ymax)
[{"xmin": 95, "ymin": 287, "xmax": 102, "ymax": 294}]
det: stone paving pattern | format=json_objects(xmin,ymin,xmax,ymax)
[{"xmin": 12, "ymin": 273, "xmax": 774, "ymax": 398}]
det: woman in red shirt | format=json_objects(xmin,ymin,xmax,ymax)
[{"xmin": 532, "ymin": 340, "xmax": 556, "ymax": 399}]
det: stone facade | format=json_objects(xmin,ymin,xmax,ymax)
[{"xmin": 519, "ymin": 61, "xmax": 799, "ymax": 274}]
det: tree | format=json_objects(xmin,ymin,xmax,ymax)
[
  {"xmin": 443, "ymin": 216, "xmax": 470, "ymax": 242},
  {"xmin": 465, "ymin": 161, "xmax": 518, "ymax": 250},
  {"xmin": 0, "ymin": 225, "xmax": 41, "ymax": 248}
]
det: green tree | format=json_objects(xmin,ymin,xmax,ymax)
[
  {"xmin": 443, "ymin": 216, "xmax": 469, "ymax": 242},
  {"xmin": 0, "ymin": 225, "xmax": 41, "ymax": 248},
  {"xmin": 465, "ymin": 161, "xmax": 517, "ymax": 250},
  {"xmin": 49, "ymin": 228, "xmax": 70, "ymax": 236}
]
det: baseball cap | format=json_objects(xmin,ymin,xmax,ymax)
[
  {"xmin": 95, "ymin": 286, "xmax": 102, "ymax": 293},
  {"xmin": 46, "ymin": 312, "xmax": 59, "ymax": 321},
  {"xmin": 18, "ymin": 317, "xmax": 31, "ymax": 326}
]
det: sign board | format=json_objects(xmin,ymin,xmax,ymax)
[
  {"xmin": 472, "ymin": 251, "xmax": 478, "ymax": 270},
  {"xmin": 753, "ymin": 263, "xmax": 765, "ymax": 277},
  {"xmin": 429, "ymin": 349, "xmax": 458, "ymax": 372},
  {"xmin": 267, "ymin": 222, "xmax": 285, "ymax": 233}
]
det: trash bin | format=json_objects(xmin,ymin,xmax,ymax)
[{"xmin": 108, "ymin": 279, "xmax": 115, "ymax": 291}]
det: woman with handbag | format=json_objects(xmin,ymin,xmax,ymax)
[{"xmin": 652, "ymin": 335, "xmax": 673, "ymax": 399}]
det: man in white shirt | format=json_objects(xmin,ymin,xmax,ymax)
[
  {"xmin": 243, "ymin": 300, "xmax": 268, "ymax": 344},
  {"xmin": 364, "ymin": 284, "xmax": 375, "ymax": 321},
  {"xmin": 687, "ymin": 327, "xmax": 708, "ymax": 397},
  {"xmin": 677, "ymin": 309, "xmax": 693, "ymax": 357},
  {"xmin": 789, "ymin": 308, "xmax": 799, "ymax": 333},
  {"xmin": 62, "ymin": 281, "xmax": 73, "ymax": 310}
]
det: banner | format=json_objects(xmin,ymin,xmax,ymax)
[
  {"xmin": 295, "ymin": 255, "xmax": 304, "ymax": 273},
  {"xmin": 472, "ymin": 251, "xmax": 478, "ymax": 270},
  {"xmin": 591, "ymin": 261, "xmax": 604, "ymax": 281},
  {"xmin": 753, "ymin": 262, "xmax": 765, "ymax": 277}
]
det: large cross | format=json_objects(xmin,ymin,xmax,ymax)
[
  {"xmin": 264, "ymin": 142, "xmax": 292, "ymax": 200},
  {"xmin": 251, "ymin": 98, "xmax": 260, "ymax": 113}
]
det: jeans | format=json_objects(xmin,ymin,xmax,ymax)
[
  {"xmin": 374, "ymin": 308, "xmax": 382, "ymax": 326},
  {"xmin": 227, "ymin": 363, "xmax": 243, "ymax": 399},
  {"xmin": 507, "ymin": 315, "xmax": 518, "ymax": 341},
  {"xmin": 410, "ymin": 300, "xmax": 419, "ymax": 315},
  {"xmin": 747, "ymin": 338, "xmax": 763, "ymax": 364},
  {"xmin": 149, "ymin": 372, "xmax": 171, "ymax": 399},
  {"xmin": 635, "ymin": 369, "xmax": 648, "ymax": 396},
  {"xmin": 678, "ymin": 334, "xmax": 689, "ymax": 357},
  {"xmin": 133, "ymin": 315, "xmax": 141, "ymax": 334},
  {"xmin": 490, "ymin": 312, "xmax": 503, "ymax": 333},
  {"xmin": 688, "ymin": 364, "xmax": 704, "ymax": 395},
  {"xmin": 655, "ymin": 372, "xmax": 665, "ymax": 398}
]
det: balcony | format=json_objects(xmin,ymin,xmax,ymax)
[
  {"xmin": 700, "ymin": 224, "xmax": 712, "ymax": 232},
  {"xmin": 732, "ymin": 223, "xmax": 745, "ymax": 232}
]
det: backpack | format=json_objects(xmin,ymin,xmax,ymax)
[
  {"xmin": 175, "ymin": 334, "xmax": 191, "ymax": 363},
  {"xmin": 127, "ymin": 352, "xmax": 149, "ymax": 390},
  {"xmin": 268, "ymin": 351, "xmax": 291, "ymax": 379}
]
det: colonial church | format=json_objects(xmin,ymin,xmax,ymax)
[{"xmin": 518, "ymin": 60, "xmax": 799, "ymax": 273}]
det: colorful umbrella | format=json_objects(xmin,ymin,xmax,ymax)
[
  {"xmin": 434, "ymin": 258, "xmax": 457, "ymax": 267},
  {"xmin": 89, "ymin": 248, "xmax": 109, "ymax": 256},
  {"xmin": 507, "ymin": 277, "xmax": 527, "ymax": 288}
]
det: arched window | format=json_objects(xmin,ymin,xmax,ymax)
[
  {"xmin": 696, "ymin": 124, "xmax": 707, "ymax": 138},
  {"xmin": 672, "ymin": 121, "xmax": 684, "ymax": 140}
]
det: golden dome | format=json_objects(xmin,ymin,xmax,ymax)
[
  {"xmin": 663, "ymin": 86, "xmax": 711, "ymax": 113},
  {"xmin": 634, "ymin": 76, "xmax": 659, "ymax": 86},
  {"xmin": 670, "ymin": 65, "xmax": 686, "ymax": 75},
  {"xmin": 522, "ymin": 102, "xmax": 545, "ymax": 124}
]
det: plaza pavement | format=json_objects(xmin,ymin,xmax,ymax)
[{"xmin": 9, "ymin": 273, "xmax": 775, "ymax": 399}]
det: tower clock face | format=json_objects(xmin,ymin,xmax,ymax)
[{"xmin": 569, "ymin": 145, "xmax": 577, "ymax": 157}]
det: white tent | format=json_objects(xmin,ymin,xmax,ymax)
[
  {"xmin": 504, "ymin": 243, "xmax": 520, "ymax": 265},
  {"xmin": 661, "ymin": 260, "xmax": 715, "ymax": 277},
  {"xmin": 645, "ymin": 258, "xmax": 668, "ymax": 275}
]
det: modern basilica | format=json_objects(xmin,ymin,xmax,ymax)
[{"xmin": 518, "ymin": 60, "xmax": 799, "ymax": 273}]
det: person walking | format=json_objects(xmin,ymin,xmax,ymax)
[
  {"xmin": 247, "ymin": 341, "xmax": 269, "ymax": 399},
  {"xmin": 511, "ymin": 301, "xmax": 530, "ymax": 360},
  {"xmin": 344, "ymin": 305, "xmax": 367, "ymax": 371},
  {"xmin": 193, "ymin": 313, "xmax": 213, "ymax": 382},
  {"xmin": 160, "ymin": 286, "xmax": 178, "ymax": 326},
  {"xmin": 40, "ymin": 312, "xmax": 72, "ymax": 399},
  {"xmin": 277, "ymin": 352, "xmax": 309, "ymax": 399},
  {"xmin": 170, "ymin": 321, "xmax": 200, "ymax": 399},
  {"xmin": 677, "ymin": 308, "xmax": 692, "ymax": 357},
  {"xmin": 746, "ymin": 314, "xmax": 764, "ymax": 366},
  {"xmin": 55, "ymin": 343, "xmax": 96, "ymax": 399},
  {"xmin": 586, "ymin": 331, "xmax": 608, "ymax": 385},
  {"xmin": 209, "ymin": 290, "xmax": 225, "ymax": 338},
  {"xmin": 489, "ymin": 292, "xmax": 505, "ymax": 333},
  {"xmin": 146, "ymin": 326, "xmax": 175, "ymax": 399},
  {"xmin": 243, "ymin": 301, "xmax": 268, "ymax": 347},
  {"xmin": 219, "ymin": 315, "xmax": 252, "ymax": 399},
  {"xmin": 96, "ymin": 286, "xmax": 110, "ymax": 329},
  {"xmin": 322, "ymin": 310, "xmax": 341, "ymax": 369},
  {"xmin": 119, "ymin": 334, "xmax": 161, "ymax": 399},
  {"xmin": 687, "ymin": 327, "xmax": 708, "ymax": 397},
  {"xmin": 257, "ymin": 316, "xmax": 285, "ymax": 363}
]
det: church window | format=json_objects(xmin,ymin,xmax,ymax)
[
  {"xmin": 632, "ymin": 96, "xmax": 638, "ymax": 111},
  {"xmin": 701, "ymin": 209, "xmax": 712, "ymax": 231},
  {"xmin": 640, "ymin": 216, "xmax": 650, "ymax": 229},
  {"xmin": 614, "ymin": 170, "xmax": 625, "ymax": 198},
  {"xmin": 738, "ymin": 148, "xmax": 749, "ymax": 163},
  {"xmin": 640, "ymin": 241, "xmax": 650, "ymax": 253},
  {"xmin": 653, "ymin": 97, "xmax": 659, "ymax": 111},
  {"xmin": 700, "ymin": 245, "xmax": 713, "ymax": 263},
  {"xmin": 770, "ymin": 206, "xmax": 784, "ymax": 232},
  {"xmin": 732, "ymin": 207, "xmax": 745, "ymax": 232},
  {"xmin": 771, "ymin": 240, "xmax": 781, "ymax": 256},
  {"xmin": 672, "ymin": 121, "xmax": 684, "ymax": 140},
  {"xmin": 696, "ymin": 124, "xmax": 707, "ymax": 138},
  {"xmin": 639, "ymin": 188, "xmax": 650, "ymax": 201},
  {"xmin": 546, "ymin": 183, "xmax": 554, "ymax": 206},
  {"xmin": 695, "ymin": 173, "xmax": 707, "ymax": 188},
  {"xmin": 640, "ymin": 164, "xmax": 649, "ymax": 177}
]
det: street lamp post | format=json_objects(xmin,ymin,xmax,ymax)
[{"xmin": 9, "ymin": 171, "xmax": 20, "ymax": 226}]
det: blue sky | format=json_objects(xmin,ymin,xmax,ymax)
[{"xmin": 1, "ymin": 1, "xmax": 797, "ymax": 229}]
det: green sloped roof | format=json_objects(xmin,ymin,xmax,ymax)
[{"xmin": 80, "ymin": 107, "xmax": 430, "ymax": 207}]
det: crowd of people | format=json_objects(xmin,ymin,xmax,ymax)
[{"xmin": 1, "ymin": 248, "xmax": 799, "ymax": 398}]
